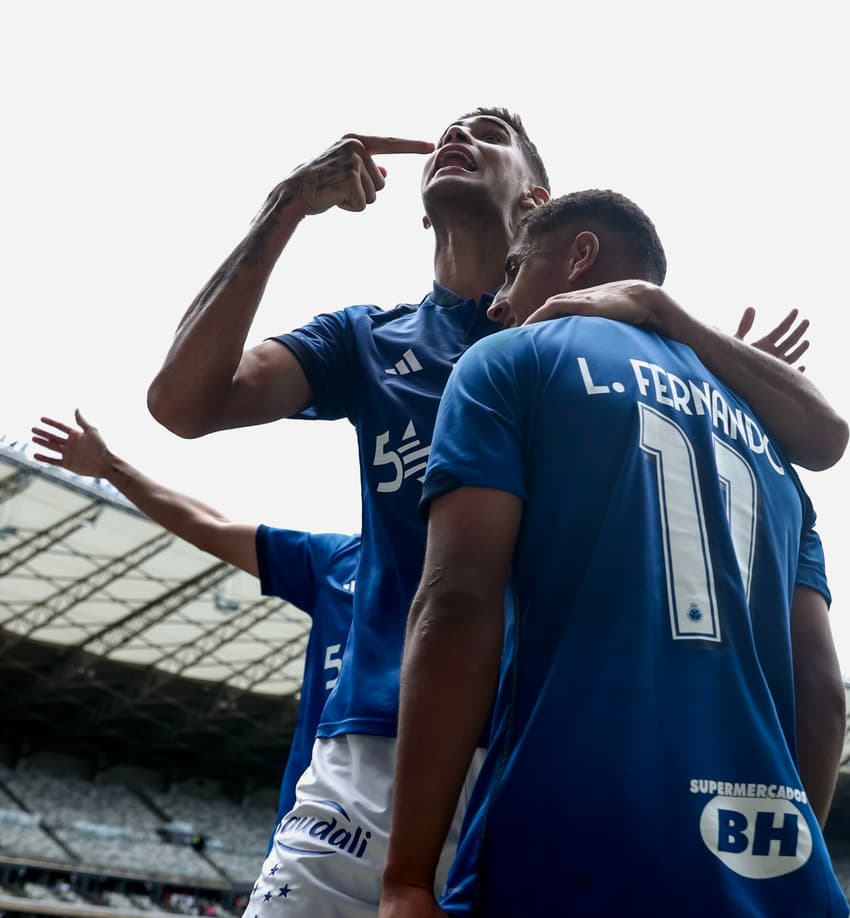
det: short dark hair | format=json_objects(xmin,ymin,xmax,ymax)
[
  {"xmin": 456, "ymin": 106, "xmax": 550, "ymax": 192},
  {"xmin": 520, "ymin": 189, "xmax": 667, "ymax": 285}
]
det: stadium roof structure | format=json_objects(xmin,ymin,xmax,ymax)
[{"xmin": 0, "ymin": 437, "xmax": 309, "ymax": 789}]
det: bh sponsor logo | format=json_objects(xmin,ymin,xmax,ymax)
[
  {"xmin": 691, "ymin": 778, "xmax": 812, "ymax": 879},
  {"xmin": 276, "ymin": 799, "xmax": 371, "ymax": 859}
]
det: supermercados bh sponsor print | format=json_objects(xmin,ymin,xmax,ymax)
[{"xmin": 691, "ymin": 779, "xmax": 812, "ymax": 879}]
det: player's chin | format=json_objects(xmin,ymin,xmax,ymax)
[{"xmin": 422, "ymin": 171, "xmax": 484, "ymax": 201}]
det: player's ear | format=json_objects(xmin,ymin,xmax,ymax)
[
  {"xmin": 568, "ymin": 231, "xmax": 600, "ymax": 282},
  {"xmin": 519, "ymin": 185, "xmax": 550, "ymax": 212},
  {"xmin": 423, "ymin": 215, "xmax": 432, "ymax": 229}
]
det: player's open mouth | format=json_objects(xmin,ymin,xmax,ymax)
[{"xmin": 433, "ymin": 145, "xmax": 477, "ymax": 175}]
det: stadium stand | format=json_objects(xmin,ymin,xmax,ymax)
[{"xmin": 0, "ymin": 440, "xmax": 296, "ymax": 915}]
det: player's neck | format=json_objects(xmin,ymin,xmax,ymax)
[{"xmin": 431, "ymin": 219, "xmax": 509, "ymax": 302}]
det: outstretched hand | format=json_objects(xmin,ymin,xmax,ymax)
[
  {"xmin": 734, "ymin": 306, "xmax": 809, "ymax": 372},
  {"xmin": 271, "ymin": 134, "xmax": 435, "ymax": 218},
  {"xmin": 31, "ymin": 409, "xmax": 110, "ymax": 478}
]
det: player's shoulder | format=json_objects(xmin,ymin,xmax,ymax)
[
  {"xmin": 344, "ymin": 301, "xmax": 419, "ymax": 325},
  {"xmin": 523, "ymin": 314, "xmax": 663, "ymax": 363},
  {"xmin": 284, "ymin": 301, "xmax": 416, "ymax": 333},
  {"xmin": 460, "ymin": 326, "xmax": 540, "ymax": 370}
]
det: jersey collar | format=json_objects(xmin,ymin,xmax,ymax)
[{"xmin": 428, "ymin": 281, "xmax": 497, "ymax": 313}]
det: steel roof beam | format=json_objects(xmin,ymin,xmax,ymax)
[
  {"xmin": 81, "ymin": 561, "xmax": 232, "ymax": 656},
  {"xmin": 0, "ymin": 499, "xmax": 103, "ymax": 577},
  {"xmin": 0, "ymin": 530, "xmax": 174, "ymax": 655}
]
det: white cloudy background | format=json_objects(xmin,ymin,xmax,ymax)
[{"xmin": 3, "ymin": 3, "xmax": 849, "ymax": 665}]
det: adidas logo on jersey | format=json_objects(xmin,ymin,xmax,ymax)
[{"xmin": 384, "ymin": 348, "xmax": 422, "ymax": 376}]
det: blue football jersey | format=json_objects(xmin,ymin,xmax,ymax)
[
  {"xmin": 423, "ymin": 317, "xmax": 846, "ymax": 916},
  {"xmin": 255, "ymin": 527, "xmax": 358, "ymax": 842},
  {"xmin": 276, "ymin": 284, "xmax": 497, "ymax": 738}
]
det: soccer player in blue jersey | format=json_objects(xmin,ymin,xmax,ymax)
[
  {"xmin": 147, "ymin": 107, "xmax": 847, "ymax": 915},
  {"xmin": 28, "ymin": 410, "xmax": 357, "ymax": 849},
  {"xmin": 380, "ymin": 190, "xmax": 847, "ymax": 917}
]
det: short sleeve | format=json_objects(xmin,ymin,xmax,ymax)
[
  {"xmin": 255, "ymin": 527, "xmax": 358, "ymax": 615},
  {"xmin": 421, "ymin": 329, "xmax": 536, "ymax": 516},
  {"xmin": 785, "ymin": 471, "xmax": 831, "ymax": 606},
  {"xmin": 796, "ymin": 519, "xmax": 832, "ymax": 608},
  {"xmin": 273, "ymin": 308, "xmax": 361, "ymax": 420}
]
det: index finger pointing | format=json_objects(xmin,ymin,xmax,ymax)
[{"xmin": 356, "ymin": 136, "xmax": 435, "ymax": 155}]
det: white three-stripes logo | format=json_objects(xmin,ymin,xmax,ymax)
[
  {"xmin": 384, "ymin": 348, "xmax": 423, "ymax": 376},
  {"xmin": 373, "ymin": 420, "xmax": 431, "ymax": 493}
]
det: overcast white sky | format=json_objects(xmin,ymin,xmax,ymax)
[{"xmin": 4, "ymin": 2, "xmax": 849, "ymax": 668}]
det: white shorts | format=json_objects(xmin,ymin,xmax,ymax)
[{"xmin": 243, "ymin": 733, "xmax": 485, "ymax": 918}]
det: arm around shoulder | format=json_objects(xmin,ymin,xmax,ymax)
[
  {"xmin": 526, "ymin": 281, "xmax": 848, "ymax": 469},
  {"xmin": 643, "ymin": 286, "xmax": 849, "ymax": 471}
]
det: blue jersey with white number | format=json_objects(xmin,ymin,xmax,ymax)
[
  {"xmin": 276, "ymin": 284, "xmax": 497, "ymax": 738},
  {"xmin": 255, "ymin": 527, "xmax": 358, "ymax": 838},
  {"xmin": 422, "ymin": 318, "xmax": 845, "ymax": 917}
]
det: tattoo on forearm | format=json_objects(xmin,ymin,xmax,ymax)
[
  {"xmin": 176, "ymin": 152, "xmax": 352, "ymax": 332},
  {"xmin": 184, "ymin": 255, "xmax": 239, "ymax": 318},
  {"xmin": 251, "ymin": 177, "xmax": 302, "ymax": 226},
  {"xmin": 182, "ymin": 188, "xmax": 292, "ymax": 322}
]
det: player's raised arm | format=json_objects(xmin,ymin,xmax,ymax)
[
  {"xmin": 524, "ymin": 281, "xmax": 848, "ymax": 471},
  {"xmin": 32, "ymin": 410, "xmax": 259, "ymax": 575},
  {"xmin": 147, "ymin": 134, "xmax": 434, "ymax": 439}
]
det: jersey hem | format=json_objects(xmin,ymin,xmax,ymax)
[{"xmin": 316, "ymin": 717, "xmax": 398, "ymax": 739}]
